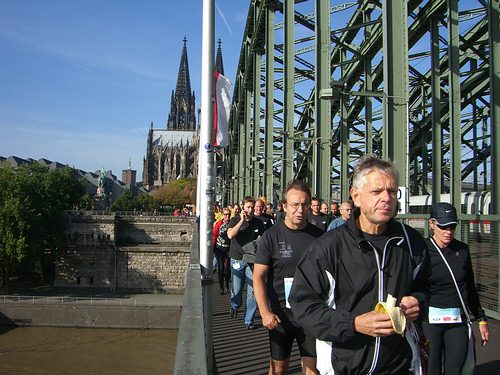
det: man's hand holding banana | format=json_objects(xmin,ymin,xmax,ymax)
[
  {"xmin": 374, "ymin": 294, "xmax": 407, "ymax": 336},
  {"xmin": 354, "ymin": 294, "xmax": 419, "ymax": 338}
]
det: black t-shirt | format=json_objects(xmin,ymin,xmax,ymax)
[
  {"xmin": 307, "ymin": 212, "xmax": 328, "ymax": 232},
  {"xmin": 255, "ymin": 221, "xmax": 324, "ymax": 312},
  {"xmin": 363, "ymin": 231, "xmax": 391, "ymax": 259},
  {"xmin": 254, "ymin": 213, "xmax": 275, "ymax": 230},
  {"xmin": 215, "ymin": 222, "xmax": 231, "ymax": 250},
  {"xmin": 228, "ymin": 216, "xmax": 266, "ymax": 260}
]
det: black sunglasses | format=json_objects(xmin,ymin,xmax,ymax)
[{"xmin": 436, "ymin": 223, "xmax": 457, "ymax": 230}]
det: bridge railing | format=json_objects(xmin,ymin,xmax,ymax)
[
  {"xmin": 0, "ymin": 295, "xmax": 182, "ymax": 307},
  {"xmin": 173, "ymin": 224, "xmax": 211, "ymax": 375}
]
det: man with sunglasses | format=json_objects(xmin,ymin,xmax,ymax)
[{"xmin": 254, "ymin": 180, "xmax": 324, "ymax": 374}]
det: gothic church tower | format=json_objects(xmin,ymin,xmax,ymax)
[
  {"xmin": 142, "ymin": 38, "xmax": 200, "ymax": 190},
  {"xmin": 167, "ymin": 37, "xmax": 197, "ymax": 130}
]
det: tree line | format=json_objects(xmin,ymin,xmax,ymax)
[{"xmin": 0, "ymin": 162, "xmax": 196, "ymax": 290}]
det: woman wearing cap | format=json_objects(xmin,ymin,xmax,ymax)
[{"xmin": 423, "ymin": 202, "xmax": 490, "ymax": 374}]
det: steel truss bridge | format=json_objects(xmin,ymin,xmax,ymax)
[{"xmin": 220, "ymin": 0, "xmax": 500, "ymax": 213}]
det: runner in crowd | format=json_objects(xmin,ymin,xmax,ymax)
[{"xmin": 254, "ymin": 180, "xmax": 323, "ymax": 374}]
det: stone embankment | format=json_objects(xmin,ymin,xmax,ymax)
[
  {"xmin": 0, "ymin": 293, "xmax": 182, "ymax": 329},
  {"xmin": 1, "ymin": 213, "xmax": 193, "ymax": 329}
]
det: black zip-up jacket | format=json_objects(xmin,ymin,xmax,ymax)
[{"xmin": 289, "ymin": 209, "xmax": 430, "ymax": 375}]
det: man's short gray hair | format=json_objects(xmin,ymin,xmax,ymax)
[{"xmin": 351, "ymin": 155, "xmax": 399, "ymax": 190}]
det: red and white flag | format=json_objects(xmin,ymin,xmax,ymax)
[{"xmin": 214, "ymin": 71, "xmax": 231, "ymax": 148}]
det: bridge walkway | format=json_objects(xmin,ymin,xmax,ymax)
[
  {"xmin": 210, "ymin": 279, "xmax": 500, "ymax": 375},
  {"xmin": 211, "ymin": 281, "xmax": 302, "ymax": 374}
]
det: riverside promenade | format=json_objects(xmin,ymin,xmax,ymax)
[{"xmin": 0, "ymin": 287, "xmax": 182, "ymax": 329}]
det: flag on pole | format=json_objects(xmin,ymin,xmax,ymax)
[{"xmin": 214, "ymin": 71, "xmax": 231, "ymax": 148}]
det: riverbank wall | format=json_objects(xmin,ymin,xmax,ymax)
[{"xmin": 56, "ymin": 213, "xmax": 194, "ymax": 294}]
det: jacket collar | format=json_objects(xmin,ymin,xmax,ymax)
[{"xmin": 347, "ymin": 207, "xmax": 404, "ymax": 245}]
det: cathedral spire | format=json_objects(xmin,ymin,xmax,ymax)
[
  {"xmin": 175, "ymin": 37, "xmax": 192, "ymax": 102},
  {"xmin": 215, "ymin": 38, "xmax": 225, "ymax": 75},
  {"xmin": 167, "ymin": 38, "xmax": 196, "ymax": 130}
]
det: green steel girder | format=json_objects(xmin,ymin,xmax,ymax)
[
  {"xmin": 226, "ymin": 0, "xmax": 496, "ymax": 211},
  {"xmin": 408, "ymin": 63, "xmax": 490, "ymax": 178},
  {"xmin": 329, "ymin": 0, "xmax": 447, "ymax": 159},
  {"xmin": 490, "ymin": 0, "xmax": 500, "ymax": 214},
  {"xmin": 302, "ymin": 0, "xmax": 444, "ymax": 155}
]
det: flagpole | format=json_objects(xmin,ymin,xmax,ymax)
[
  {"xmin": 199, "ymin": 0, "xmax": 215, "ymax": 279},
  {"xmin": 199, "ymin": 0, "xmax": 215, "ymax": 371}
]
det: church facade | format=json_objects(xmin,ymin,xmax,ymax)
[
  {"xmin": 142, "ymin": 38, "xmax": 225, "ymax": 191},
  {"xmin": 142, "ymin": 38, "xmax": 198, "ymax": 191}
]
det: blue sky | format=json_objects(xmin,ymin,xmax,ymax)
[
  {"xmin": 0, "ymin": 0, "xmax": 247, "ymax": 178},
  {"xmin": 0, "ymin": 0, "xmax": 484, "ymax": 181}
]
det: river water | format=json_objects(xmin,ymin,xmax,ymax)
[{"xmin": 0, "ymin": 326, "xmax": 177, "ymax": 374}]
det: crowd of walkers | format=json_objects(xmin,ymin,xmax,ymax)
[{"xmin": 211, "ymin": 155, "xmax": 491, "ymax": 375}]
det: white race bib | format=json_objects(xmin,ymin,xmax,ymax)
[
  {"xmin": 428, "ymin": 306, "xmax": 462, "ymax": 324},
  {"xmin": 284, "ymin": 277, "xmax": 293, "ymax": 308}
]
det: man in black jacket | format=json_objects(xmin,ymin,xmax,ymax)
[{"xmin": 289, "ymin": 156, "xmax": 430, "ymax": 375}]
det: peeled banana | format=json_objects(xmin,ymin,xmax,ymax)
[{"xmin": 374, "ymin": 294, "xmax": 406, "ymax": 336}]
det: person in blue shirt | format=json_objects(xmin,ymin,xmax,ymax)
[{"xmin": 327, "ymin": 201, "xmax": 352, "ymax": 231}]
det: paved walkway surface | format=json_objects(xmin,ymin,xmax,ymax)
[
  {"xmin": 473, "ymin": 317, "xmax": 500, "ymax": 374},
  {"xmin": 210, "ymin": 281, "xmax": 500, "ymax": 374},
  {"xmin": 211, "ymin": 282, "xmax": 301, "ymax": 374}
]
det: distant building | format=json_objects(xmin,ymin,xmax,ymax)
[
  {"xmin": 142, "ymin": 38, "xmax": 226, "ymax": 191},
  {"xmin": 122, "ymin": 166, "xmax": 137, "ymax": 188},
  {"xmin": 0, "ymin": 155, "xmax": 144, "ymax": 204}
]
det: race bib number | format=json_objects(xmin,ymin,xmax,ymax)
[
  {"xmin": 428, "ymin": 306, "xmax": 462, "ymax": 324},
  {"xmin": 284, "ymin": 277, "xmax": 293, "ymax": 308}
]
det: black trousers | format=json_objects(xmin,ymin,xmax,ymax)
[
  {"xmin": 214, "ymin": 247, "xmax": 230, "ymax": 288},
  {"xmin": 422, "ymin": 321, "xmax": 468, "ymax": 375}
]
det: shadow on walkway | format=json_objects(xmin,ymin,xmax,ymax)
[
  {"xmin": 212, "ymin": 282, "xmax": 301, "ymax": 374},
  {"xmin": 212, "ymin": 278, "xmax": 500, "ymax": 374}
]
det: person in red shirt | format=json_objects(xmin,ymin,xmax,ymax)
[{"xmin": 213, "ymin": 207, "xmax": 232, "ymax": 294}]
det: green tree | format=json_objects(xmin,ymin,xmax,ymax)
[
  {"xmin": 0, "ymin": 165, "xmax": 28, "ymax": 289},
  {"xmin": 110, "ymin": 189, "xmax": 153, "ymax": 212},
  {"xmin": 79, "ymin": 193, "xmax": 93, "ymax": 210},
  {"xmin": 0, "ymin": 163, "xmax": 86, "ymax": 289},
  {"xmin": 153, "ymin": 178, "xmax": 196, "ymax": 208},
  {"xmin": 137, "ymin": 192, "xmax": 153, "ymax": 211},
  {"xmin": 111, "ymin": 189, "xmax": 136, "ymax": 211}
]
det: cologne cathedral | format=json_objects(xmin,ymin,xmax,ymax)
[{"xmin": 143, "ymin": 38, "xmax": 224, "ymax": 191}]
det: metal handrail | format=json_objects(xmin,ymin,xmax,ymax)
[{"xmin": 0, "ymin": 295, "xmax": 181, "ymax": 307}]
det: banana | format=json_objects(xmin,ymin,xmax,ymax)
[{"xmin": 374, "ymin": 294, "xmax": 406, "ymax": 336}]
